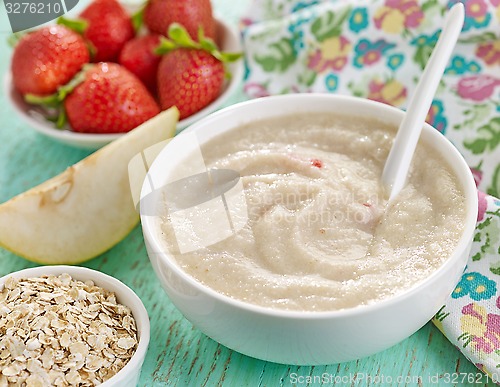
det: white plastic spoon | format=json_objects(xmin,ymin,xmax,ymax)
[{"xmin": 382, "ymin": 2, "xmax": 465, "ymax": 201}]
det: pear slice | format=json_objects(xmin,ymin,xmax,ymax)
[{"xmin": 0, "ymin": 108, "xmax": 179, "ymax": 264}]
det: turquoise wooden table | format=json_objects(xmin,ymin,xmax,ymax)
[{"xmin": 0, "ymin": 1, "xmax": 495, "ymax": 386}]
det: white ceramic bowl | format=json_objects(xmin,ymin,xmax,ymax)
[
  {"xmin": 0, "ymin": 265, "xmax": 150, "ymax": 386},
  {"xmin": 140, "ymin": 94, "xmax": 478, "ymax": 365},
  {"xmin": 4, "ymin": 17, "xmax": 244, "ymax": 150}
]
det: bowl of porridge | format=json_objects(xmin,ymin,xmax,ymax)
[{"xmin": 140, "ymin": 94, "xmax": 478, "ymax": 365}]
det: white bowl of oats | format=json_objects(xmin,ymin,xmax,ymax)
[{"xmin": 0, "ymin": 265, "xmax": 150, "ymax": 387}]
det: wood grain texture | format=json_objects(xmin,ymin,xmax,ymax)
[{"xmin": 0, "ymin": 0, "xmax": 496, "ymax": 385}]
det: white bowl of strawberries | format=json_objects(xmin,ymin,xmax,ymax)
[{"xmin": 5, "ymin": 0, "xmax": 244, "ymax": 150}]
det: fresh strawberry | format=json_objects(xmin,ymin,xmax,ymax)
[
  {"xmin": 64, "ymin": 63, "xmax": 159, "ymax": 133},
  {"xmin": 11, "ymin": 25, "xmax": 89, "ymax": 96},
  {"xmin": 156, "ymin": 24, "xmax": 241, "ymax": 120},
  {"xmin": 119, "ymin": 34, "xmax": 161, "ymax": 93},
  {"xmin": 144, "ymin": 0, "xmax": 215, "ymax": 40},
  {"xmin": 158, "ymin": 49, "xmax": 224, "ymax": 119},
  {"xmin": 79, "ymin": 0, "xmax": 134, "ymax": 62}
]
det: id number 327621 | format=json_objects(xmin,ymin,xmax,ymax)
[
  {"xmin": 5, "ymin": 2, "xmax": 63, "ymax": 14},
  {"xmin": 439, "ymin": 372, "xmax": 499, "ymax": 384}
]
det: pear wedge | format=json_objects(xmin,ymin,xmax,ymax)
[{"xmin": 0, "ymin": 108, "xmax": 179, "ymax": 264}]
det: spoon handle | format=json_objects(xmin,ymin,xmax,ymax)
[{"xmin": 382, "ymin": 2, "xmax": 464, "ymax": 201}]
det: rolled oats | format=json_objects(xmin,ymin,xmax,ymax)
[{"xmin": 0, "ymin": 274, "xmax": 138, "ymax": 386}]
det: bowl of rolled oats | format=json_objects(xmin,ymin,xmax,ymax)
[{"xmin": 0, "ymin": 265, "xmax": 150, "ymax": 387}]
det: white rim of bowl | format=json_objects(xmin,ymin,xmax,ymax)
[
  {"xmin": 0, "ymin": 265, "xmax": 150, "ymax": 385},
  {"xmin": 142, "ymin": 93, "xmax": 479, "ymax": 320}
]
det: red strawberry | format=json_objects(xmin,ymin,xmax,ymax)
[
  {"xmin": 11, "ymin": 25, "xmax": 89, "ymax": 96},
  {"xmin": 119, "ymin": 34, "xmax": 162, "ymax": 93},
  {"xmin": 79, "ymin": 0, "xmax": 134, "ymax": 62},
  {"xmin": 156, "ymin": 24, "xmax": 241, "ymax": 120},
  {"xmin": 158, "ymin": 49, "xmax": 224, "ymax": 119},
  {"xmin": 65, "ymin": 63, "xmax": 160, "ymax": 133},
  {"xmin": 144, "ymin": 0, "xmax": 215, "ymax": 40}
]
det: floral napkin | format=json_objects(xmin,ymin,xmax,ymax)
[{"xmin": 240, "ymin": 0, "xmax": 500, "ymax": 378}]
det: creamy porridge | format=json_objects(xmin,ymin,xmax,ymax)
[{"xmin": 158, "ymin": 112, "xmax": 466, "ymax": 311}]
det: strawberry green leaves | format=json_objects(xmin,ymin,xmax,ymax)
[
  {"xmin": 156, "ymin": 23, "xmax": 242, "ymax": 64},
  {"xmin": 24, "ymin": 67, "xmax": 89, "ymax": 128},
  {"xmin": 131, "ymin": 6, "xmax": 145, "ymax": 33},
  {"xmin": 57, "ymin": 15, "xmax": 88, "ymax": 35}
]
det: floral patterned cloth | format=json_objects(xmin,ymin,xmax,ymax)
[{"xmin": 240, "ymin": 0, "xmax": 500, "ymax": 378}]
